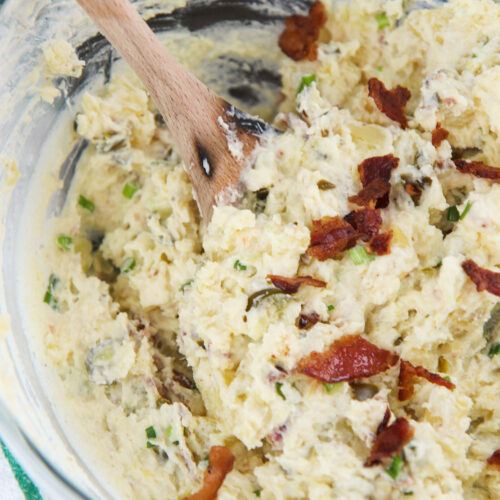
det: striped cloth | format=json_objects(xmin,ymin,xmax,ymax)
[{"xmin": 0, "ymin": 440, "xmax": 42, "ymax": 500}]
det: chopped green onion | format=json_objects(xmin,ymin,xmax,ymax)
[
  {"xmin": 443, "ymin": 375, "xmax": 451, "ymax": 382},
  {"xmin": 447, "ymin": 206, "xmax": 460, "ymax": 222},
  {"xmin": 349, "ymin": 246, "xmax": 376, "ymax": 265},
  {"xmin": 234, "ymin": 260, "xmax": 247, "ymax": 271},
  {"xmin": 146, "ymin": 441, "xmax": 155, "ymax": 449},
  {"xmin": 386, "ymin": 455, "xmax": 404, "ymax": 480},
  {"xmin": 121, "ymin": 257, "xmax": 136, "ymax": 274},
  {"xmin": 297, "ymin": 74, "xmax": 317, "ymax": 95},
  {"xmin": 403, "ymin": 492, "xmax": 414, "ymax": 496},
  {"xmin": 327, "ymin": 304, "xmax": 335, "ymax": 311},
  {"xmin": 166, "ymin": 425, "xmax": 173, "ymax": 439},
  {"xmin": 459, "ymin": 201, "xmax": 472, "ymax": 220},
  {"xmin": 253, "ymin": 490, "xmax": 261, "ymax": 497},
  {"xmin": 43, "ymin": 274, "xmax": 59, "ymax": 310},
  {"xmin": 180, "ymin": 280, "xmax": 193, "ymax": 292},
  {"xmin": 323, "ymin": 382, "xmax": 341, "ymax": 393},
  {"xmin": 78, "ymin": 194, "xmax": 95, "ymax": 213},
  {"xmin": 145, "ymin": 426, "xmax": 156, "ymax": 439},
  {"xmin": 377, "ymin": 65, "xmax": 384, "ymax": 72},
  {"xmin": 122, "ymin": 181, "xmax": 140, "ymax": 199},
  {"xmin": 488, "ymin": 342, "xmax": 500, "ymax": 358},
  {"xmin": 57, "ymin": 234, "xmax": 73, "ymax": 251},
  {"xmin": 276, "ymin": 382, "xmax": 286, "ymax": 400},
  {"xmin": 375, "ymin": 12, "xmax": 390, "ymax": 30}
]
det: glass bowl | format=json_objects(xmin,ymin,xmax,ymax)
[
  {"xmin": 0, "ymin": 0, "xmax": 447, "ymax": 497},
  {"xmin": 0, "ymin": 0, "xmax": 310, "ymax": 497}
]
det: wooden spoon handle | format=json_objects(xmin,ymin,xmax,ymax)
[{"xmin": 76, "ymin": 0, "xmax": 251, "ymax": 220}]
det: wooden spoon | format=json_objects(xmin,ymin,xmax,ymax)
[{"xmin": 76, "ymin": 0, "xmax": 270, "ymax": 221}]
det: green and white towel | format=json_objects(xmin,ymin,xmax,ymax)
[{"xmin": 0, "ymin": 439, "xmax": 42, "ymax": 500}]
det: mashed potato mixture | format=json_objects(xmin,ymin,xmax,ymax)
[{"xmin": 32, "ymin": 0, "xmax": 500, "ymax": 498}]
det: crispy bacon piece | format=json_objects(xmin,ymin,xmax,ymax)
[
  {"xmin": 344, "ymin": 209, "xmax": 382, "ymax": 241},
  {"xmin": 462, "ymin": 260, "xmax": 500, "ymax": 297},
  {"xmin": 432, "ymin": 123, "xmax": 449, "ymax": 148},
  {"xmin": 365, "ymin": 418, "xmax": 414, "ymax": 466},
  {"xmin": 357, "ymin": 155, "xmax": 399, "ymax": 209},
  {"xmin": 369, "ymin": 231, "xmax": 393, "ymax": 256},
  {"xmin": 454, "ymin": 159, "xmax": 500, "ymax": 182},
  {"xmin": 359, "ymin": 155, "xmax": 399, "ymax": 187},
  {"xmin": 185, "ymin": 446, "xmax": 235, "ymax": 500},
  {"xmin": 297, "ymin": 311, "xmax": 320, "ymax": 330},
  {"xmin": 377, "ymin": 407, "xmax": 391, "ymax": 435},
  {"xmin": 308, "ymin": 216, "xmax": 358, "ymax": 261},
  {"xmin": 348, "ymin": 178, "xmax": 391, "ymax": 208},
  {"xmin": 267, "ymin": 274, "xmax": 327, "ymax": 294},
  {"xmin": 297, "ymin": 334, "xmax": 399, "ymax": 383},
  {"xmin": 487, "ymin": 450, "xmax": 500, "ymax": 471},
  {"xmin": 368, "ymin": 78, "xmax": 411, "ymax": 129},
  {"xmin": 398, "ymin": 360, "xmax": 455, "ymax": 401},
  {"xmin": 278, "ymin": 2, "xmax": 327, "ymax": 61}
]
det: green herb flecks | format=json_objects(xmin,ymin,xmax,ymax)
[
  {"xmin": 43, "ymin": 274, "xmax": 59, "ymax": 310},
  {"xmin": 488, "ymin": 342, "xmax": 500, "ymax": 358},
  {"xmin": 459, "ymin": 201, "xmax": 472, "ymax": 220},
  {"xmin": 276, "ymin": 382, "xmax": 286, "ymax": 400},
  {"xmin": 145, "ymin": 426, "xmax": 156, "ymax": 439},
  {"xmin": 386, "ymin": 455, "xmax": 404, "ymax": 480},
  {"xmin": 327, "ymin": 304, "xmax": 335, "ymax": 311},
  {"xmin": 180, "ymin": 280, "xmax": 193, "ymax": 292},
  {"xmin": 253, "ymin": 489, "xmax": 261, "ymax": 497},
  {"xmin": 323, "ymin": 382, "xmax": 342, "ymax": 394},
  {"xmin": 166, "ymin": 425, "xmax": 173, "ymax": 439},
  {"xmin": 297, "ymin": 74, "xmax": 317, "ymax": 95},
  {"xmin": 146, "ymin": 441, "xmax": 155, "ymax": 449},
  {"xmin": 349, "ymin": 246, "xmax": 376, "ymax": 265},
  {"xmin": 122, "ymin": 181, "xmax": 140, "ymax": 199},
  {"xmin": 57, "ymin": 234, "xmax": 73, "ymax": 251},
  {"xmin": 121, "ymin": 257, "xmax": 136, "ymax": 274},
  {"xmin": 377, "ymin": 65, "xmax": 384, "ymax": 72},
  {"xmin": 234, "ymin": 260, "xmax": 247, "ymax": 271},
  {"xmin": 447, "ymin": 202, "xmax": 472, "ymax": 222},
  {"xmin": 447, "ymin": 206, "xmax": 460, "ymax": 222},
  {"xmin": 375, "ymin": 12, "xmax": 390, "ymax": 30},
  {"xmin": 78, "ymin": 194, "xmax": 95, "ymax": 213}
]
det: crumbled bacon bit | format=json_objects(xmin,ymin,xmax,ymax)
[
  {"xmin": 267, "ymin": 275, "xmax": 327, "ymax": 294},
  {"xmin": 432, "ymin": 123, "xmax": 449, "ymax": 148},
  {"xmin": 278, "ymin": 2, "xmax": 327, "ymax": 61},
  {"xmin": 297, "ymin": 334, "xmax": 399, "ymax": 383},
  {"xmin": 462, "ymin": 259, "xmax": 500, "ymax": 297},
  {"xmin": 368, "ymin": 78, "xmax": 411, "ymax": 129},
  {"xmin": 359, "ymin": 155, "xmax": 399, "ymax": 187},
  {"xmin": 454, "ymin": 159, "xmax": 500, "ymax": 182},
  {"xmin": 185, "ymin": 446, "xmax": 235, "ymax": 500},
  {"xmin": 398, "ymin": 360, "xmax": 455, "ymax": 401},
  {"xmin": 357, "ymin": 155, "xmax": 399, "ymax": 209},
  {"xmin": 297, "ymin": 311, "xmax": 320, "ymax": 330},
  {"xmin": 365, "ymin": 418, "xmax": 414, "ymax": 466},
  {"xmin": 369, "ymin": 231, "xmax": 393, "ymax": 256},
  {"xmin": 348, "ymin": 178, "xmax": 391, "ymax": 208},
  {"xmin": 267, "ymin": 424, "xmax": 287, "ymax": 449},
  {"xmin": 344, "ymin": 209, "xmax": 382, "ymax": 242},
  {"xmin": 308, "ymin": 216, "xmax": 358, "ymax": 261},
  {"xmin": 487, "ymin": 450, "xmax": 500, "ymax": 471},
  {"xmin": 377, "ymin": 407, "xmax": 391, "ymax": 435}
]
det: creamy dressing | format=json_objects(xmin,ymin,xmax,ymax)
[{"xmin": 17, "ymin": 1, "xmax": 500, "ymax": 498}]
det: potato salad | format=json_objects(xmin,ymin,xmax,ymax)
[{"xmin": 34, "ymin": 0, "xmax": 500, "ymax": 498}]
